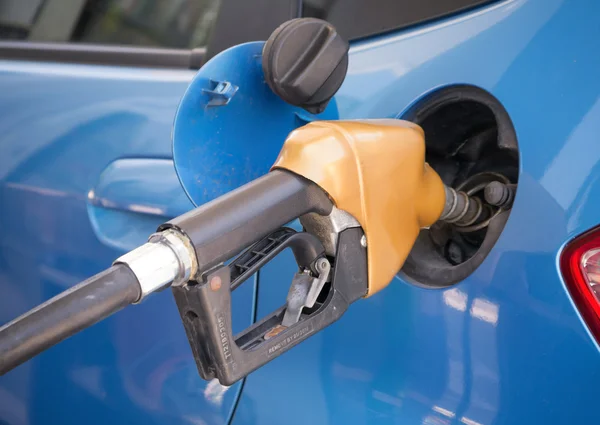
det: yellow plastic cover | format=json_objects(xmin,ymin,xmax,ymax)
[{"xmin": 272, "ymin": 120, "xmax": 445, "ymax": 296}]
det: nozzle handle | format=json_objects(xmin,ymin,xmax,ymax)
[{"xmin": 160, "ymin": 170, "xmax": 333, "ymax": 279}]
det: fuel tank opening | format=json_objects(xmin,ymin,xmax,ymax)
[{"xmin": 400, "ymin": 85, "xmax": 519, "ymax": 287}]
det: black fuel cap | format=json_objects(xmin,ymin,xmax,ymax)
[{"xmin": 262, "ymin": 18, "xmax": 349, "ymax": 114}]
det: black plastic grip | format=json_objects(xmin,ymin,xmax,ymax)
[
  {"xmin": 172, "ymin": 227, "xmax": 367, "ymax": 385},
  {"xmin": 0, "ymin": 264, "xmax": 141, "ymax": 375},
  {"xmin": 160, "ymin": 170, "xmax": 333, "ymax": 278}
]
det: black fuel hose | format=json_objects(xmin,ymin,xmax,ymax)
[{"xmin": 0, "ymin": 264, "xmax": 140, "ymax": 375}]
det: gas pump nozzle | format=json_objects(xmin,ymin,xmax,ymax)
[{"xmin": 164, "ymin": 119, "xmax": 450, "ymax": 385}]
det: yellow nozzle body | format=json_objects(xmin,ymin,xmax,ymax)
[{"xmin": 272, "ymin": 119, "xmax": 446, "ymax": 296}]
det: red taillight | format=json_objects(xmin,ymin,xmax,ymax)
[{"xmin": 561, "ymin": 227, "xmax": 600, "ymax": 340}]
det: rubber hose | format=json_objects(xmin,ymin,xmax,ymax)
[{"xmin": 0, "ymin": 264, "xmax": 140, "ymax": 375}]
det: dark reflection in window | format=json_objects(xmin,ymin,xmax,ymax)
[
  {"xmin": 302, "ymin": 0, "xmax": 494, "ymax": 40},
  {"xmin": 0, "ymin": 0, "xmax": 220, "ymax": 48}
]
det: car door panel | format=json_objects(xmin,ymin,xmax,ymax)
[{"xmin": 0, "ymin": 62, "xmax": 254, "ymax": 425}]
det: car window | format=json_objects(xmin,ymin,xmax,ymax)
[
  {"xmin": 303, "ymin": 0, "xmax": 494, "ymax": 40},
  {"xmin": 0, "ymin": 0, "xmax": 221, "ymax": 48}
]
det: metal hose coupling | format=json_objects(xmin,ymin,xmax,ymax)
[
  {"xmin": 439, "ymin": 185, "xmax": 490, "ymax": 229},
  {"xmin": 439, "ymin": 178, "xmax": 516, "ymax": 233},
  {"xmin": 114, "ymin": 229, "xmax": 198, "ymax": 302}
]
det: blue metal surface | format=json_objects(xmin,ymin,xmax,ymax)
[
  {"xmin": 232, "ymin": 0, "xmax": 600, "ymax": 424},
  {"xmin": 1, "ymin": 0, "xmax": 600, "ymax": 424},
  {"xmin": 0, "ymin": 63, "xmax": 253, "ymax": 425},
  {"xmin": 173, "ymin": 42, "xmax": 337, "ymax": 206},
  {"xmin": 88, "ymin": 158, "xmax": 192, "ymax": 251}
]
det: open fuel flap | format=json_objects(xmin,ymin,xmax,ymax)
[{"xmin": 400, "ymin": 85, "xmax": 519, "ymax": 287}]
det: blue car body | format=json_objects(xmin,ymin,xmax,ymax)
[{"xmin": 1, "ymin": 0, "xmax": 600, "ymax": 424}]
